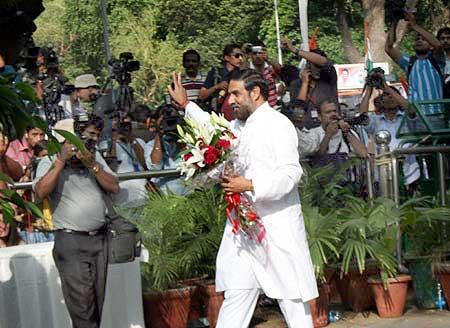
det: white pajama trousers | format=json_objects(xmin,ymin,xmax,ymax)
[{"xmin": 216, "ymin": 289, "xmax": 313, "ymax": 328}]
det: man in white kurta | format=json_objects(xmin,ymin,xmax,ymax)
[{"xmin": 169, "ymin": 70, "xmax": 318, "ymax": 328}]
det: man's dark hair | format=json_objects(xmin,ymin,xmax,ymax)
[
  {"xmin": 26, "ymin": 125, "xmax": 38, "ymax": 132},
  {"xmin": 437, "ymin": 27, "xmax": 450, "ymax": 39},
  {"xmin": 252, "ymin": 40, "xmax": 266, "ymax": 48},
  {"xmin": 85, "ymin": 115, "xmax": 104, "ymax": 132},
  {"xmin": 223, "ymin": 43, "xmax": 241, "ymax": 57},
  {"xmin": 318, "ymin": 98, "xmax": 338, "ymax": 114},
  {"xmin": 229, "ymin": 69, "xmax": 269, "ymax": 100},
  {"xmin": 183, "ymin": 49, "xmax": 201, "ymax": 63},
  {"xmin": 131, "ymin": 104, "xmax": 151, "ymax": 123}
]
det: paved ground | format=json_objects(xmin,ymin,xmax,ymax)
[{"xmin": 251, "ymin": 305, "xmax": 450, "ymax": 328}]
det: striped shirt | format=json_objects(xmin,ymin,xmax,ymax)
[
  {"xmin": 181, "ymin": 72, "xmax": 207, "ymax": 101},
  {"xmin": 399, "ymin": 54, "xmax": 443, "ymax": 115},
  {"xmin": 262, "ymin": 66, "xmax": 277, "ymax": 107}
]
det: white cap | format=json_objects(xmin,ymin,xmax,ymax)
[
  {"xmin": 53, "ymin": 119, "xmax": 75, "ymax": 143},
  {"xmin": 74, "ymin": 74, "xmax": 99, "ymax": 89}
]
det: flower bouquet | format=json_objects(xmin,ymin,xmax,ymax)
[
  {"xmin": 177, "ymin": 112, "xmax": 235, "ymax": 183},
  {"xmin": 177, "ymin": 113, "xmax": 266, "ymax": 246}
]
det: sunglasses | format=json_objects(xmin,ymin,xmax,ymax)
[{"xmin": 230, "ymin": 53, "xmax": 244, "ymax": 59}]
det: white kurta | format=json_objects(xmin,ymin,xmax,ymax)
[{"xmin": 185, "ymin": 101, "xmax": 318, "ymax": 301}]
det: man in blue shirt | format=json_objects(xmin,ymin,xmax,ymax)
[
  {"xmin": 385, "ymin": 12, "xmax": 444, "ymax": 120},
  {"xmin": 144, "ymin": 106, "xmax": 189, "ymax": 195},
  {"xmin": 359, "ymin": 81, "xmax": 420, "ymax": 187}
]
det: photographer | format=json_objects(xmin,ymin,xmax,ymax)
[
  {"xmin": 309, "ymin": 99, "xmax": 367, "ymax": 165},
  {"xmin": 111, "ymin": 114, "xmax": 148, "ymax": 207},
  {"xmin": 246, "ymin": 41, "xmax": 281, "ymax": 107},
  {"xmin": 282, "ymin": 37, "xmax": 338, "ymax": 129},
  {"xmin": 33, "ymin": 117, "xmax": 118, "ymax": 328},
  {"xmin": 199, "ymin": 44, "xmax": 245, "ymax": 119},
  {"xmin": 59, "ymin": 74, "xmax": 100, "ymax": 120},
  {"xmin": 144, "ymin": 105, "xmax": 189, "ymax": 195},
  {"xmin": 359, "ymin": 76, "xmax": 420, "ymax": 187},
  {"xmin": 385, "ymin": 11, "xmax": 444, "ymax": 117}
]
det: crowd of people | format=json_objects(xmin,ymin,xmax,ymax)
[
  {"xmin": 0, "ymin": 10, "xmax": 450, "ymax": 327},
  {"xmin": 0, "ymin": 12, "xmax": 449, "ymax": 247}
]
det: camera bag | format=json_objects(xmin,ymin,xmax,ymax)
[{"xmin": 103, "ymin": 194, "xmax": 142, "ymax": 264}]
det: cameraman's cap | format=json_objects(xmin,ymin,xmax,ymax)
[
  {"xmin": 74, "ymin": 74, "xmax": 99, "ymax": 89},
  {"xmin": 53, "ymin": 119, "xmax": 75, "ymax": 143}
]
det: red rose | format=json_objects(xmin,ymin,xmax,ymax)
[
  {"xmin": 246, "ymin": 212, "xmax": 258, "ymax": 222},
  {"xmin": 183, "ymin": 152, "xmax": 193, "ymax": 161},
  {"xmin": 216, "ymin": 138, "xmax": 231, "ymax": 150},
  {"xmin": 203, "ymin": 146, "xmax": 220, "ymax": 165}
]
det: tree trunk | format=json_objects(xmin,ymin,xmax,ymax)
[
  {"xmin": 335, "ymin": 0, "xmax": 363, "ymax": 63},
  {"xmin": 362, "ymin": 0, "xmax": 390, "ymax": 64}
]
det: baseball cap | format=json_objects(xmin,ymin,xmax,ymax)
[
  {"xmin": 74, "ymin": 74, "xmax": 99, "ymax": 89},
  {"xmin": 53, "ymin": 119, "xmax": 75, "ymax": 143}
]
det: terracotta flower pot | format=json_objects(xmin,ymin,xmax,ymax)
[
  {"xmin": 143, "ymin": 286, "xmax": 195, "ymax": 328},
  {"xmin": 180, "ymin": 275, "xmax": 209, "ymax": 322},
  {"xmin": 197, "ymin": 282, "xmax": 224, "ymax": 328},
  {"xmin": 368, "ymin": 275, "xmax": 412, "ymax": 318},
  {"xmin": 324, "ymin": 267, "xmax": 341, "ymax": 304},
  {"xmin": 336, "ymin": 266, "xmax": 379, "ymax": 312},
  {"xmin": 310, "ymin": 284, "xmax": 331, "ymax": 328}
]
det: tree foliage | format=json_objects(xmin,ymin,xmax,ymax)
[{"xmin": 33, "ymin": 0, "xmax": 450, "ymax": 106}]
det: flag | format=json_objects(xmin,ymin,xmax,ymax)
[{"xmin": 309, "ymin": 27, "xmax": 319, "ymax": 50}]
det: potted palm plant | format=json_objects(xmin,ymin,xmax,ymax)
[
  {"xmin": 126, "ymin": 186, "xmax": 226, "ymax": 328},
  {"xmin": 303, "ymin": 205, "xmax": 340, "ymax": 327},
  {"xmin": 335, "ymin": 196, "xmax": 399, "ymax": 313},
  {"xmin": 134, "ymin": 192, "xmax": 197, "ymax": 328}
]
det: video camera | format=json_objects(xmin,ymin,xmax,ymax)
[
  {"xmin": 243, "ymin": 44, "xmax": 264, "ymax": 54},
  {"xmin": 108, "ymin": 52, "xmax": 140, "ymax": 86}
]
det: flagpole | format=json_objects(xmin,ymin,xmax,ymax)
[
  {"xmin": 297, "ymin": 0, "xmax": 309, "ymax": 69},
  {"xmin": 274, "ymin": 0, "xmax": 283, "ymax": 65}
]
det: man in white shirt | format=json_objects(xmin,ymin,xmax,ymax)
[
  {"xmin": 309, "ymin": 99, "xmax": 367, "ymax": 159},
  {"xmin": 169, "ymin": 70, "xmax": 318, "ymax": 328},
  {"xmin": 58, "ymin": 74, "xmax": 100, "ymax": 119}
]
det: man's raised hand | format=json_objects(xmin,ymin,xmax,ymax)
[{"xmin": 168, "ymin": 72, "xmax": 188, "ymax": 108}]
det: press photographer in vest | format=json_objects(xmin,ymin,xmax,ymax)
[{"xmin": 33, "ymin": 116, "xmax": 119, "ymax": 328}]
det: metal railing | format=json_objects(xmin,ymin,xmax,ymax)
[
  {"xmin": 9, "ymin": 169, "xmax": 181, "ymax": 190},
  {"xmin": 373, "ymin": 143, "xmax": 450, "ymax": 268}
]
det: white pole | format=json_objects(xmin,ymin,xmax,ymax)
[
  {"xmin": 297, "ymin": 0, "xmax": 309, "ymax": 69},
  {"xmin": 274, "ymin": 0, "xmax": 283, "ymax": 65}
]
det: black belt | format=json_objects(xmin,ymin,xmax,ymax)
[{"xmin": 56, "ymin": 228, "xmax": 106, "ymax": 236}]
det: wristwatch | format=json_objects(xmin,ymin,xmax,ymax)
[{"xmin": 91, "ymin": 163, "xmax": 101, "ymax": 174}]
